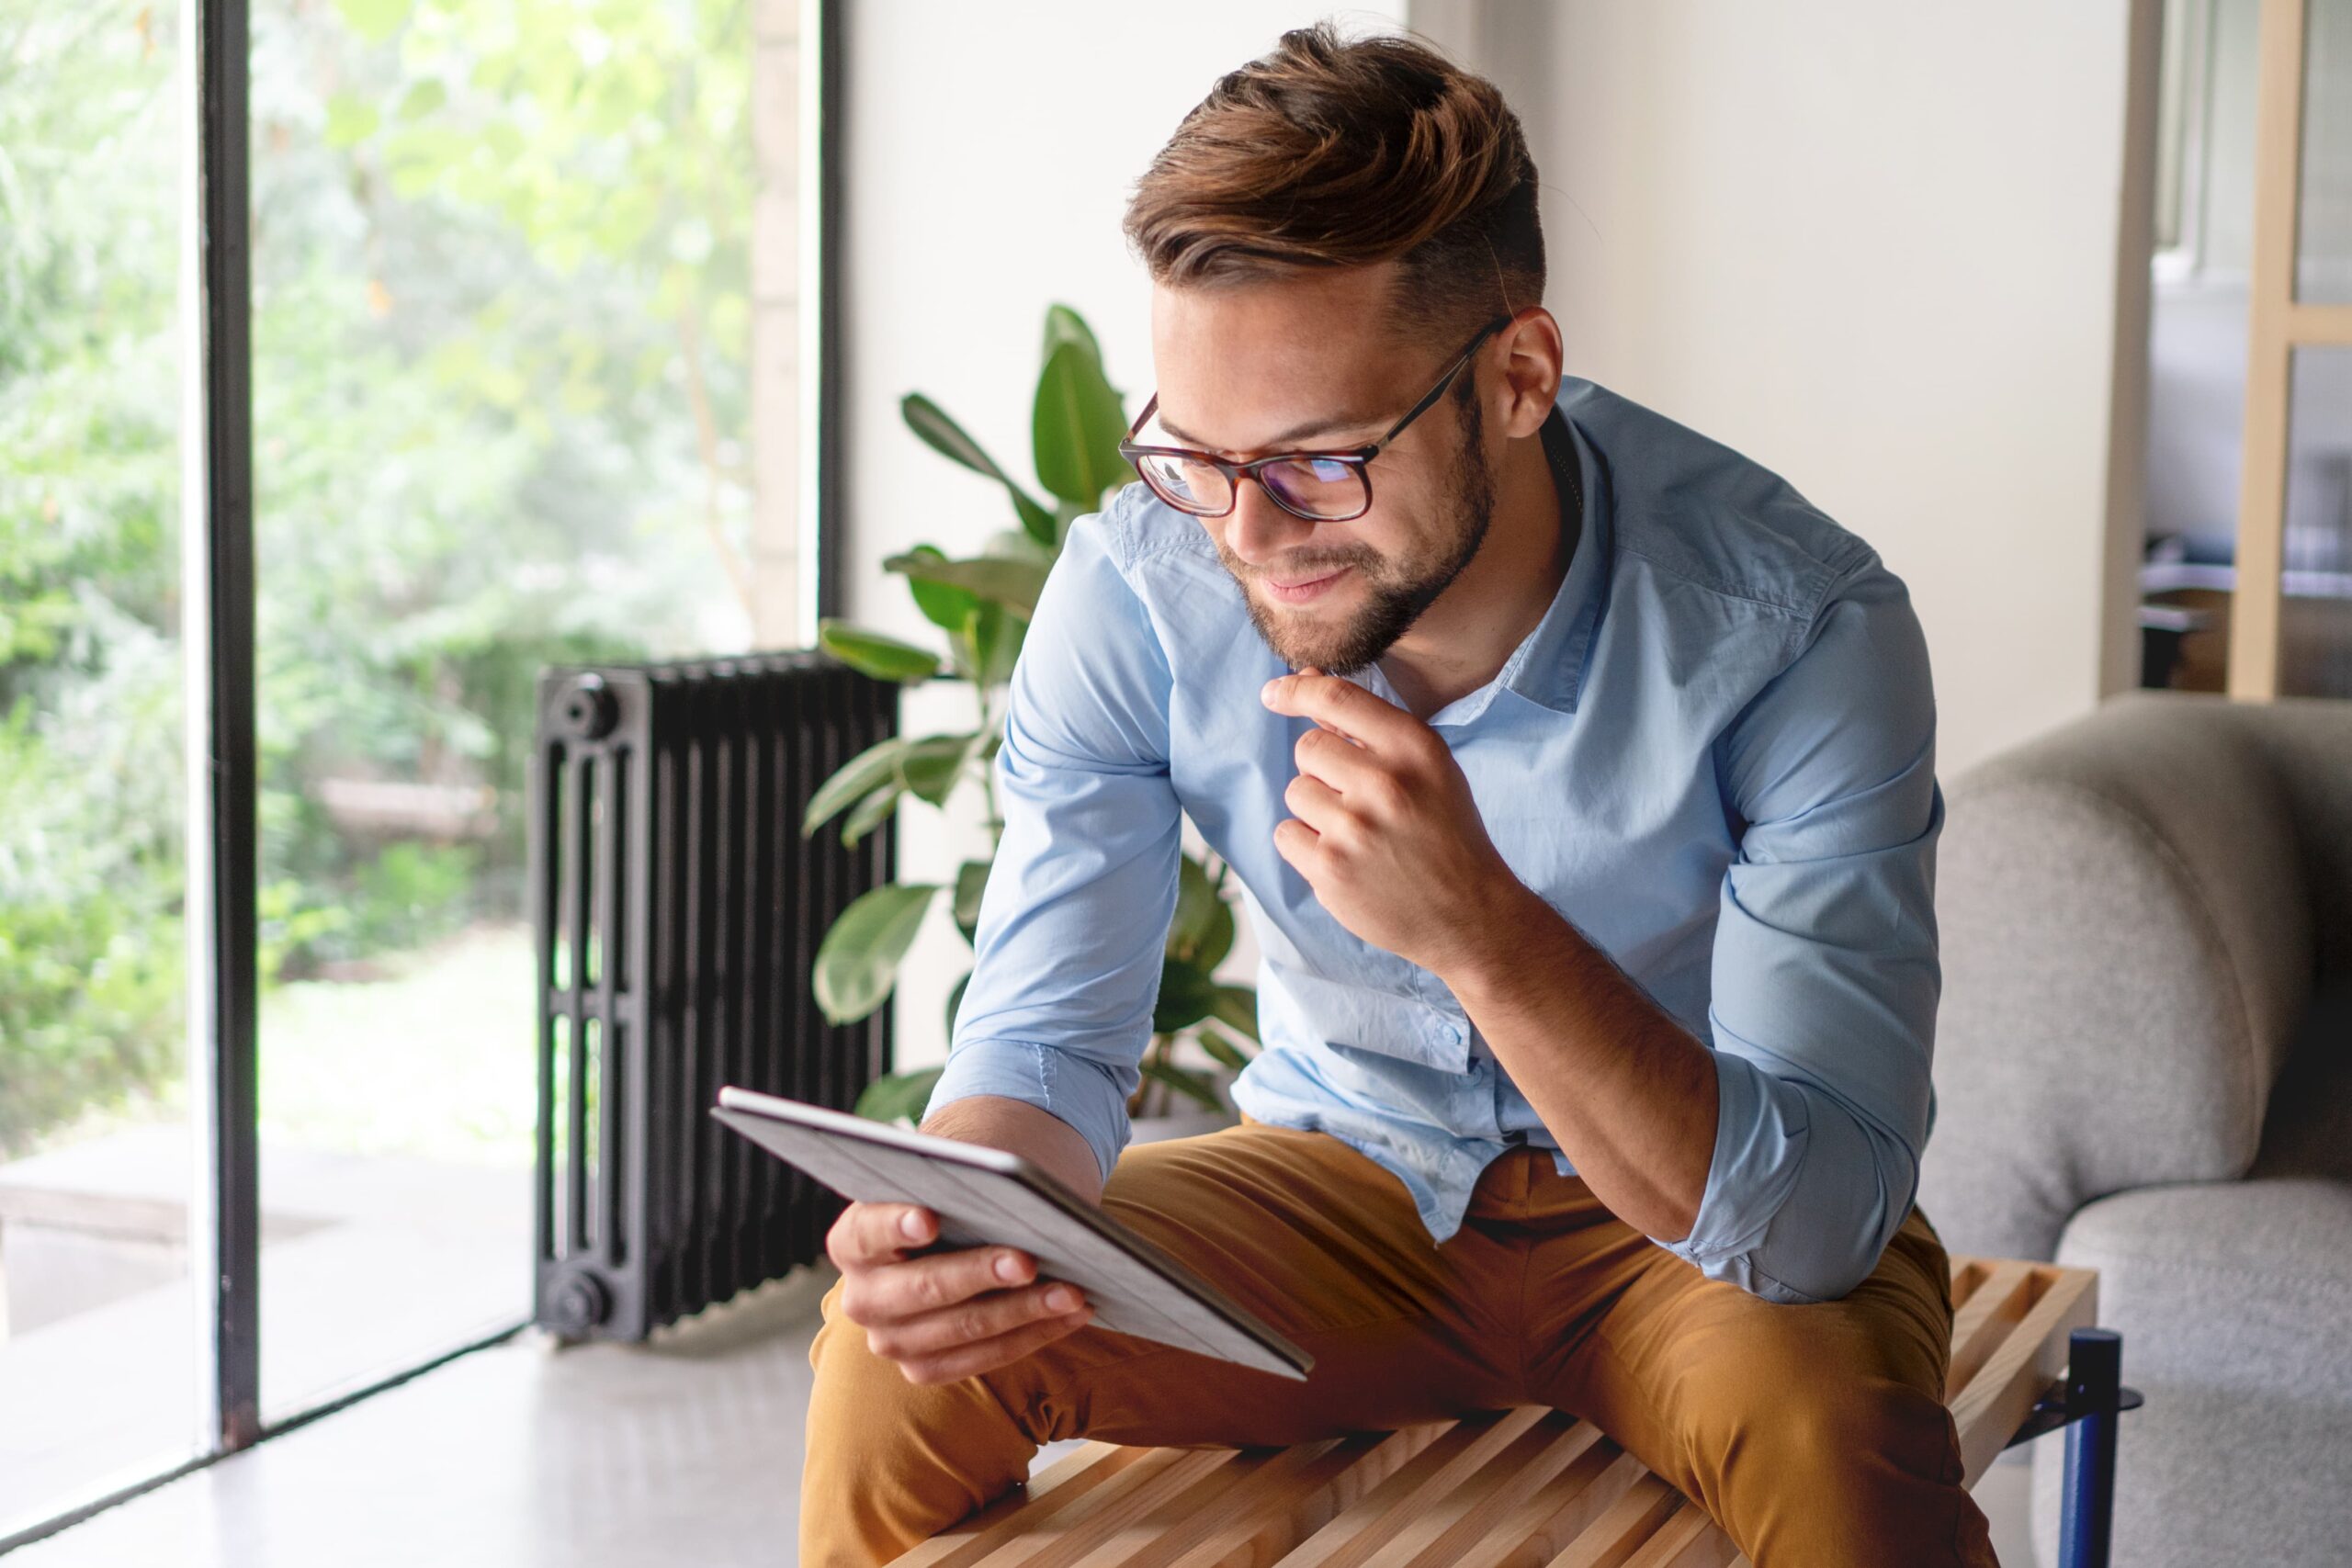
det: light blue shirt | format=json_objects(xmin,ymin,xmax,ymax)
[{"xmin": 923, "ymin": 374, "xmax": 1943, "ymax": 1305}]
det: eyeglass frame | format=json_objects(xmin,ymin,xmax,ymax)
[{"xmin": 1115, "ymin": 312, "xmax": 1515, "ymax": 524}]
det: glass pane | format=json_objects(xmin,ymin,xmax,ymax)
[
  {"xmin": 2141, "ymin": 0, "xmax": 2258, "ymax": 689},
  {"xmin": 0, "ymin": 1, "xmax": 200, "ymax": 1531},
  {"xmin": 2298, "ymin": 0, "xmax": 2352, "ymax": 302},
  {"xmin": 2279, "ymin": 346, "xmax": 2352, "ymax": 694},
  {"xmin": 248, "ymin": 0, "xmax": 788, "ymax": 1419}
]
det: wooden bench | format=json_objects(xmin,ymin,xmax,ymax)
[{"xmin": 896, "ymin": 1256, "xmax": 2103, "ymax": 1568}]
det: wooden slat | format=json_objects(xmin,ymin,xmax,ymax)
[
  {"xmin": 1352, "ymin": 1412, "xmax": 1615, "ymax": 1568},
  {"xmin": 910, "ymin": 1256, "xmax": 2100, "ymax": 1567},
  {"xmin": 1619, "ymin": 1502, "xmax": 1738, "ymax": 1568},
  {"xmin": 1447, "ymin": 1442, "xmax": 1647, "ymax": 1568},
  {"xmin": 2228, "ymin": 0, "xmax": 2310, "ymax": 699},
  {"xmin": 1159, "ymin": 1426, "xmax": 1442, "ymax": 1568},
  {"xmin": 1544, "ymin": 1475, "xmax": 1688, "ymax": 1568},
  {"xmin": 1945, "ymin": 1258, "xmax": 2038, "ymax": 1399},
  {"xmin": 1280, "ymin": 1406, "xmax": 1554, "ymax": 1568},
  {"xmin": 1948, "ymin": 1264, "xmax": 2098, "ymax": 1485},
  {"xmin": 896, "ymin": 1444, "xmax": 1153, "ymax": 1568}
]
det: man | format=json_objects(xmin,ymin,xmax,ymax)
[{"xmin": 803, "ymin": 24, "xmax": 1991, "ymax": 1568}]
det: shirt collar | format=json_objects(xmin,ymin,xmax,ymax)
[{"xmin": 1352, "ymin": 395, "xmax": 1613, "ymax": 727}]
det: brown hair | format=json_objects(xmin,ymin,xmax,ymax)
[{"xmin": 1124, "ymin": 23, "xmax": 1543, "ymax": 345}]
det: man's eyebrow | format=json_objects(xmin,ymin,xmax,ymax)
[{"xmin": 1151, "ymin": 409, "xmax": 1381, "ymax": 453}]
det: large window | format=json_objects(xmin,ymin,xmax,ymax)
[
  {"xmin": 0, "ymin": 0, "xmax": 830, "ymax": 1545},
  {"xmin": 0, "ymin": 1, "xmax": 199, "ymax": 1529}
]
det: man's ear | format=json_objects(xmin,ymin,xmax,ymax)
[{"xmin": 1495, "ymin": 307, "xmax": 1565, "ymax": 440}]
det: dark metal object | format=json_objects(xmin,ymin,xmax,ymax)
[
  {"xmin": 1999, "ymin": 1327, "xmax": 2137, "ymax": 1567},
  {"xmin": 2057, "ymin": 1328, "xmax": 2127, "ymax": 1568},
  {"xmin": 197, "ymin": 0, "xmax": 264, "ymax": 1454},
  {"xmin": 530, "ymin": 652, "xmax": 897, "ymax": 1340},
  {"xmin": 809, "ymin": 0, "xmax": 845, "ymax": 624}
]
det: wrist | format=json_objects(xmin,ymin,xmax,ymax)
[{"xmin": 1441, "ymin": 876, "xmax": 1567, "ymax": 1006}]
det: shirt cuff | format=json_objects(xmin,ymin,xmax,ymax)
[
  {"xmin": 921, "ymin": 1037, "xmax": 1133, "ymax": 1188},
  {"xmin": 1658, "ymin": 1043, "xmax": 1809, "ymax": 1265}
]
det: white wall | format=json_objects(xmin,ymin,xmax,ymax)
[
  {"xmin": 1449, "ymin": 1, "xmax": 2154, "ymax": 775},
  {"xmin": 840, "ymin": 3, "xmax": 2153, "ymax": 1071},
  {"xmin": 840, "ymin": 4, "xmax": 1408, "ymax": 1073}
]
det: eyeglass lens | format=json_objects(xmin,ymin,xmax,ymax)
[{"xmin": 1136, "ymin": 452, "xmax": 1369, "ymax": 520}]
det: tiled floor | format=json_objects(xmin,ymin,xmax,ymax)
[{"xmin": 6, "ymin": 1262, "xmax": 2039, "ymax": 1565}]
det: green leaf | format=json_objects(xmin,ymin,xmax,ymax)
[
  {"xmin": 323, "ymin": 94, "xmax": 381, "ymax": 149},
  {"xmin": 899, "ymin": 545, "xmax": 980, "ymax": 635},
  {"xmin": 838, "ymin": 779, "xmax": 903, "ymax": 846},
  {"xmin": 883, "ymin": 552, "xmax": 1047, "ymax": 618},
  {"xmin": 813, "ymin": 884, "xmax": 941, "ymax": 1023},
  {"xmin": 983, "ymin": 527, "xmax": 1057, "ymax": 567},
  {"xmin": 1012, "ymin": 488, "xmax": 1058, "ymax": 547},
  {"xmin": 963, "ymin": 601, "xmax": 1023, "ymax": 687},
  {"xmin": 1151, "ymin": 957, "xmax": 1221, "ymax": 1035},
  {"xmin": 899, "ymin": 732, "xmax": 971, "ymax": 807},
  {"xmin": 1041, "ymin": 303, "xmax": 1106, "ymax": 372},
  {"xmin": 854, "ymin": 1065, "xmax": 946, "ymax": 1125},
  {"xmin": 817, "ymin": 619, "xmax": 941, "ymax": 682},
  {"xmin": 1207, "ymin": 984, "xmax": 1261, "ymax": 1043},
  {"xmin": 1192, "ymin": 899, "xmax": 1236, "ymax": 973},
  {"xmin": 802, "ymin": 736, "xmax": 909, "ymax": 837},
  {"xmin": 900, "ymin": 395, "xmax": 1059, "ymax": 544},
  {"xmin": 1195, "ymin": 1024, "xmax": 1254, "ymax": 1074},
  {"xmin": 398, "ymin": 80, "xmax": 447, "ymax": 121},
  {"xmin": 943, "ymin": 971, "xmax": 972, "ymax": 1040},
  {"xmin": 335, "ymin": 0, "xmax": 412, "ymax": 44},
  {"xmin": 902, "ymin": 392, "xmax": 1013, "ymax": 484},
  {"xmin": 952, "ymin": 858, "xmax": 990, "ymax": 942},
  {"xmin": 1139, "ymin": 1056, "xmax": 1226, "ymax": 1113},
  {"xmin": 1033, "ymin": 340, "xmax": 1134, "ymax": 508}
]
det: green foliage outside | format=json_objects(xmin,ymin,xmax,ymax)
[
  {"xmin": 0, "ymin": 0, "xmax": 758, "ymax": 1156},
  {"xmin": 808, "ymin": 309, "xmax": 1261, "ymax": 1129}
]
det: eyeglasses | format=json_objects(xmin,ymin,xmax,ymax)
[{"xmin": 1117, "ymin": 314, "xmax": 1512, "ymax": 524}]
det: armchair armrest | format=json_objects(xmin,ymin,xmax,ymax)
[{"xmin": 1917, "ymin": 693, "xmax": 2315, "ymax": 1261}]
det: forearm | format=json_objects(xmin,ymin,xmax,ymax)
[
  {"xmin": 1443, "ymin": 883, "xmax": 1716, "ymax": 1242},
  {"xmin": 919, "ymin": 1093, "xmax": 1105, "ymax": 1206}
]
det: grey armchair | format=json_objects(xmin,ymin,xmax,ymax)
[{"xmin": 1918, "ymin": 691, "xmax": 2352, "ymax": 1568}]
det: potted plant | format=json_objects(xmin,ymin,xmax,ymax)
[{"xmin": 803, "ymin": 305, "xmax": 1259, "ymax": 1137}]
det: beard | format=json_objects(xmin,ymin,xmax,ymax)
[{"xmin": 1216, "ymin": 389, "xmax": 1496, "ymax": 678}]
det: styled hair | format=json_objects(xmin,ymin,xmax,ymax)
[{"xmin": 1124, "ymin": 23, "xmax": 1544, "ymax": 345}]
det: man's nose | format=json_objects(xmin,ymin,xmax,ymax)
[{"xmin": 1223, "ymin": 476, "xmax": 1320, "ymax": 568}]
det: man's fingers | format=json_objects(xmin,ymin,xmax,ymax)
[
  {"xmin": 1260, "ymin": 667, "xmax": 1419, "ymax": 752},
  {"xmin": 865, "ymin": 1279, "xmax": 1087, "ymax": 1361},
  {"xmin": 1293, "ymin": 725, "xmax": 1386, "ymax": 796},
  {"xmin": 1282, "ymin": 772, "xmax": 1348, "ymax": 833},
  {"xmin": 893, "ymin": 1300, "xmax": 1098, "ymax": 1386},
  {"xmin": 830, "ymin": 1201, "xmax": 963, "ymax": 1269}
]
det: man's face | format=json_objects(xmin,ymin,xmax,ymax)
[{"xmin": 1144, "ymin": 265, "xmax": 1499, "ymax": 677}]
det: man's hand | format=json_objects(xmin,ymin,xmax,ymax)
[
  {"xmin": 824, "ymin": 1201, "xmax": 1094, "ymax": 1386},
  {"xmin": 824, "ymin": 1095, "xmax": 1103, "ymax": 1386},
  {"xmin": 1260, "ymin": 667, "xmax": 1525, "ymax": 978}
]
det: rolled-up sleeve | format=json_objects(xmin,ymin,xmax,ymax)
[
  {"xmin": 1656, "ymin": 551, "xmax": 1943, "ymax": 1303},
  {"xmin": 920, "ymin": 506, "xmax": 1182, "ymax": 1186}
]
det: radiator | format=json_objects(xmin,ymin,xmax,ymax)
[{"xmin": 529, "ymin": 651, "xmax": 899, "ymax": 1340}]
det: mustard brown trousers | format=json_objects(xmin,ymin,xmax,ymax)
[{"xmin": 799, "ymin": 1112, "xmax": 1998, "ymax": 1566}]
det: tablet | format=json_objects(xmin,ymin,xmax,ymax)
[{"xmin": 709, "ymin": 1085, "xmax": 1312, "ymax": 1381}]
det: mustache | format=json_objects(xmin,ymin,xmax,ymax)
[{"xmin": 1222, "ymin": 547, "xmax": 1380, "ymax": 581}]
